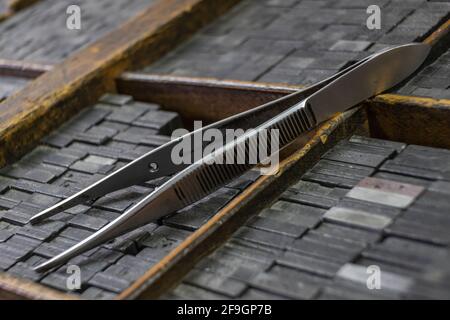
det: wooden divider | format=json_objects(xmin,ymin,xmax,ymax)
[{"xmin": 0, "ymin": 0, "xmax": 39, "ymax": 21}]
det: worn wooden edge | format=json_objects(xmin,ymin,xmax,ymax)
[
  {"xmin": 0, "ymin": 61, "xmax": 301, "ymax": 122},
  {"xmin": 9, "ymin": 0, "xmax": 40, "ymax": 11},
  {"xmin": 118, "ymin": 73, "xmax": 303, "ymax": 94},
  {"xmin": 0, "ymin": 11, "xmax": 9, "ymax": 22},
  {"xmin": 117, "ymin": 73, "xmax": 450, "ymax": 121},
  {"xmin": 0, "ymin": 0, "xmax": 39, "ymax": 21},
  {"xmin": 375, "ymin": 93, "xmax": 450, "ymax": 108},
  {"xmin": 368, "ymin": 94, "xmax": 450, "ymax": 148},
  {"xmin": 421, "ymin": 18, "xmax": 450, "ymax": 90},
  {"xmin": 0, "ymin": 59, "xmax": 52, "ymax": 78},
  {"xmin": 0, "ymin": 0, "xmax": 241, "ymax": 168},
  {"xmin": 118, "ymin": 107, "xmax": 367, "ymax": 299},
  {"xmin": 2, "ymin": 58, "xmax": 448, "ymax": 120},
  {"xmin": 0, "ymin": 272, "xmax": 78, "ymax": 300}
]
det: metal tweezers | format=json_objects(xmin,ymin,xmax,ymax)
[{"xmin": 30, "ymin": 43, "xmax": 430, "ymax": 272}]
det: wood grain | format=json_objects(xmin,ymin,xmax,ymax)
[
  {"xmin": 0, "ymin": 273, "xmax": 78, "ymax": 300},
  {"xmin": 0, "ymin": 0, "xmax": 39, "ymax": 22},
  {"xmin": 368, "ymin": 94, "xmax": 450, "ymax": 148}
]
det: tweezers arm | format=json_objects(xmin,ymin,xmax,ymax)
[
  {"xmin": 29, "ymin": 50, "xmax": 374, "ymax": 223},
  {"xmin": 33, "ymin": 186, "xmax": 180, "ymax": 272},
  {"xmin": 166, "ymin": 100, "xmax": 317, "ymax": 209}
]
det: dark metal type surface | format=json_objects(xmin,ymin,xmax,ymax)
[{"xmin": 142, "ymin": 0, "xmax": 449, "ymax": 97}]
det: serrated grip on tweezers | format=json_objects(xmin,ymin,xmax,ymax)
[{"xmin": 171, "ymin": 100, "xmax": 317, "ymax": 205}]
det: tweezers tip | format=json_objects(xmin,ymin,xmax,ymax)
[
  {"xmin": 33, "ymin": 259, "xmax": 57, "ymax": 273},
  {"xmin": 28, "ymin": 216, "xmax": 40, "ymax": 225},
  {"xmin": 28, "ymin": 211, "xmax": 47, "ymax": 225},
  {"xmin": 33, "ymin": 265, "xmax": 45, "ymax": 273},
  {"xmin": 29, "ymin": 205, "xmax": 60, "ymax": 225}
]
